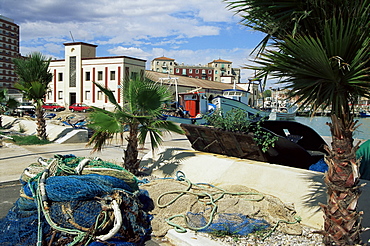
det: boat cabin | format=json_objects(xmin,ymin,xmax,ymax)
[
  {"xmin": 178, "ymin": 92, "xmax": 208, "ymax": 117},
  {"xmin": 222, "ymin": 89, "xmax": 251, "ymax": 105}
]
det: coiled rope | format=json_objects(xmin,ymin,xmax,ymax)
[{"xmin": 157, "ymin": 171, "xmax": 265, "ymax": 233}]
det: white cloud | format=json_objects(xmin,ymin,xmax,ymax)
[
  {"xmin": 2, "ymin": 0, "xmax": 269, "ymax": 84},
  {"xmin": 107, "ymin": 46, "xmax": 151, "ymax": 59}
]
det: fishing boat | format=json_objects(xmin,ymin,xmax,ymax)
[
  {"xmin": 162, "ymin": 91, "xmax": 215, "ymax": 125},
  {"xmin": 264, "ymin": 91, "xmax": 297, "ymax": 120},
  {"xmin": 212, "ymin": 89, "xmax": 270, "ymax": 118},
  {"xmin": 359, "ymin": 112, "xmax": 370, "ymax": 117},
  {"xmin": 181, "ymin": 120, "xmax": 328, "ymax": 169},
  {"xmin": 268, "ymin": 105, "xmax": 298, "ymax": 121}
]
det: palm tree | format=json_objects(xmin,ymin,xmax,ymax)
[
  {"xmin": 225, "ymin": 0, "xmax": 370, "ymax": 245},
  {"xmin": 87, "ymin": 76, "xmax": 184, "ymax": 175},
  {"xmin": 13, "ymin": 52, "xmax": 53, "ymax": 140}
]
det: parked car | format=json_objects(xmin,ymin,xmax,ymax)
[
  {"xmin": 69, "ymin": 103, "xmax": 92, "ymax": 112},
  {"xmin": 14, "ymin": 102, "xmax": 36, "ymax": 116},
  {"xmin": 42, "ymin": 103, "xmax": 66, "ymax": 112}
]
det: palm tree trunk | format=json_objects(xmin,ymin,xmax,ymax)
[
  {"xmin": 35, "ymin": 107, "xmax": 47, "ymax": 140},
  {"xmin": 321, "ymin": 115, "xmax": 363, "ymax": 245},
  {"xmin": 124, "ymin": 123, "xmax": 140, "ymax": 175}
]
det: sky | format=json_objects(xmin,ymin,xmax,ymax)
[{"xmin": 0, "ymin": 0, "xmax": 271, "ymax": 85}]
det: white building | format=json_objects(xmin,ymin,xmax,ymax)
[{"xmin": 47, "ymin": 42, "xmax": 146, "ymax": 110}]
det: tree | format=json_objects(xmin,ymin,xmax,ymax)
[
  {"xmin": 225, "ymin": 0, "xmax": 370, "ymax": 245},
  {"xmin": 13, "ymin": 52, "xmax": 53, "ymax": 140},
  {"xmin": 87, "ymin": 76, "xmax": 184, "ymax": 175},
  {"xmin": 0, "ymin": 88, "xmax": 19, "ymax": 128}
]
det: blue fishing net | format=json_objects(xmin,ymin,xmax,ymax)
[
  {"xmin": 309, "ymin": 158, "xmax": 328, "ymax": 173},
  {"xmin": 0, "ymin": 155, "xmax": 154, "ymax": 246},
  {"xmin": 187, "ymin": 212, "xmax": 270, "ymax": 236}
]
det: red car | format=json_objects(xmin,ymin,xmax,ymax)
[
  {"xmin": 42, "ymin": 103, "xmax": 65, "ymax": 112},
  {"xmin": 69, "ymin": 103, "xmax": 92, "ymax": 112}
]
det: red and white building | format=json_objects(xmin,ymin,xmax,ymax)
[{"xmin": 47, "ymin": 42, "xmax": 146, "ymax": 110}]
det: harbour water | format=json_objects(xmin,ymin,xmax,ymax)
[{"xmin": 295, "ymin": 116, "xmax": 370, "ymax": 140}]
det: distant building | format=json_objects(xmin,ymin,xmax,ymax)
[
  {"xmin": 208, "ymin": 59, "xmax": 240, "ymax": 84},
  {"xmin": 47, "ymin": 42, "xmax": 146, "ymax": 110},
  {"xmin": 150, "ymin": 56, "xmax": 176, "ymax": 74},
  {"xmin": 174, "ymin": 65, "xmax": 214, "ymax": 81},
  {"xmin": 0, "ymin": 15, "xmax": 20, "ymax": 92},
  {"xmin": 151, "ymin": 57, "xmax": 241, "ymax": 84}
]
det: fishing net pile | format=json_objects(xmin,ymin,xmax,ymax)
[
  {"xmin": 0, "ymin": 155, "xmax": 154, "ymax": 246},
  {"xmin": 141, "ymin": 172, "xmax": 303, "ymax": 238}
]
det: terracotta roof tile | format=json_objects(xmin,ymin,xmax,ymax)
[
  {"xmin": 153, "ymin": 56, "xmax": 175, "ymax": 61},
  {"xmin": 211, "ymin": 59, "xmax": 232, "ymax": 63}
]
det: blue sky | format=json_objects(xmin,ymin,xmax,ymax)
[{"xmin": 1, "ymin": 0, "xmax": 272, "ymax": 85}]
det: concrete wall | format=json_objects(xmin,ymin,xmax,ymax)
[{"xmin": 141, "ymin": 147, "xmax": 370, "ymax": 243}]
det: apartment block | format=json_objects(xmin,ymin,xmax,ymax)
[
  {"xmin": 48, "ymin": 42, "xmax": 146, "ymax": 110},
  {"xmin": 151, "ymin": 57, "xmax": 240, "ymax": 84},
  {"xmin": 174, "ymin": 65, "xmax": 213, "ymax": 81},
  {"xmin": 0, "ymin": 15, "xmax": 20, "ymax": 92},
  {"xmin": 150, "ymin": 56, "xmax": 176, "ymax": 74}
]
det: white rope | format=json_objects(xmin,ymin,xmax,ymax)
[
  {"xmin": 96, "ymin": 200, "xmax": 122, "ymax": 241},
  {"xmin": 75, "ymin": 158, "xmax": 90, "ymax": 174},
  {"xmin": 37, "ymin": 157, "xmax": 49, "ymax": 166}
]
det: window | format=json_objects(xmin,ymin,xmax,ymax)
[
  {"xmin": 110, "ymin": 71, "xmax": 116, "ymax": 80},
  {"xmin": 69, "ymin": 56, "xmax": 76, "ymax": 87},
  {"xmin": 131, "ymin": 72, "xmax": 138, "ymax": 80},
  {"xmin": 176, "ymin": 68, "xmax": 179, "ymax": 73},
  {"xmin": 195, "ymin": 69, "xmax": 199, "ymax": 74},
  {"xmin": 208, "ymin": 70, "xmax": 212, "ymax": 74},
  {"xmin": 58, "ymin": 91, "xmax": 63, "ymax": 99},
  {"xmin": 97, "ymin": 71, "xmax": 103, "ymax": 81},
  {"xmin": 189, "ymin": 69, "xmax": 192, "ymax": 73},
  {"xmin": 195, "ymin": 76, "xmax": 199, "ymax": 79},
  {"xmin": 58, "ymin": 72, "xmax": 63, "ymax": 81},
  {"xmin": 85, "ymin": 91, "xmax": 91, "ymax": 100},
  {"xmin": 85, "ymin": 72, "xmax": 90, "ymax": 81},
  {"xmin": 47, "ymin": 91, "xmax": 52, "ymax": 100},
  {"xmin": 97, "ymin": 91, "xmax": 103, "ymax": 100}
]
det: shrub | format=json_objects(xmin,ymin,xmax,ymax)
[{"xmin": 204, "ymin": 109, "xmax": 278, "ymax": 152}]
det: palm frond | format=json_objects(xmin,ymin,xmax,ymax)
[
  {"xmin": 92, "ymin": 81, "xmax": 122, "ymax": 111},
  {"xmin": 251, "ymin": 16, "xmax": 369, "ymax": 118}
]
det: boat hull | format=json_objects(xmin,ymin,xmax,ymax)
[{"xmin": 213, "ymin": 96, "xmax": 270, "ymax": 118}]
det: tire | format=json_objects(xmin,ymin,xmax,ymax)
[
  {"xmin": 53, "ymin": 108, "xmax": 57, "ymax": 112},
  {"xmin": 82, "ymin": 109, "xmax": 86, "ymax": 113},
  {"xmin": 71, "ymin": 109, "xmax": 75, "ymax": 112}
]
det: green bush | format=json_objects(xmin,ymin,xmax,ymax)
[
  {"xmin": 8, "ymin": 135, "xmax": 51, "ymax": 145},
  {"xmin": 204, "ymin": 109, "xmax": 278, "ymax": 152}
]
